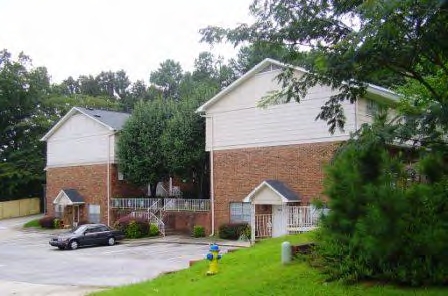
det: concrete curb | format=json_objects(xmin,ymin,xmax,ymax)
[{"xmin": 121, "ymin": 236, "xmax": 251, "ymax": 248}]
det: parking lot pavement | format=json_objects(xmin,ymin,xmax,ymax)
[{"xmin": 0, "ymin": 218, "xmax": 235, "ymax": 296}]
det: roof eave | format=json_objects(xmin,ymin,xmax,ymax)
[
  {"xmin": 196, "ymin": 58, "xmax": 303, "ymax": 113},
  {"xmin": 40, "ymin": 107, "xmax": 78, "ymax": 141}
]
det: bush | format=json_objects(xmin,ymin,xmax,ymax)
[
  {"xmin": 192, "ymin": 225, "xmax": 205, "ymax": 238},
  {"xmin": 53, "ymin": 218, "xmax": 63, "ymax": 229},
  {"xmin": 39, "ymin": 216, "xmax": 56, "ymax": 229},
  {"xmin": 317, "ymin": 124, "xmax": 448, "ymax": 286},
  {"xmin": 218, "ymin": 223, "xmax": 250, "ymax": 240},
  {"xmin": 149, "ymin": 223, "xmax": 159, "ymax": 237},
  {"xmin": 114, "ymin": 216, "xmax": 149, "ymax": 239}
]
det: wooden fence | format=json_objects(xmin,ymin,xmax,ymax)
[{"xmin": 0, "ymin": 197, "xmax": 41, "ymax": 219}]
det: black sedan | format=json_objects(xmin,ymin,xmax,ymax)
[{"xmin": 49, "ymin": 223, "xmax": 125, "ymax": 250}]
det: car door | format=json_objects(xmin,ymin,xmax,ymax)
[
  {"xmin": 83, "ymin": 226, "xmax": 100, "ymax": 245},
  {"xmin": 96, "ymin": 225, "xmax": 111, "ymax": 245}
]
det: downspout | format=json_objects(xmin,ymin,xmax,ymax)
[
  {"xmin": 107, "ymin": 132, "xmax": 114, "ymax": 227},
  {"xmin": 210, "ymin": 116, "xmax": 215, "ymax": 236},
  {"xmin": 201, "ymin": 114, "xmax": 215, "ymax": 236}
]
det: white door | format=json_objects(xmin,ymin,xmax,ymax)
[{"xmin": 272, "ymin": 205, "xmax": 288, "ymax": 237}]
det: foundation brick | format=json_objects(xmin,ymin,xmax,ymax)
[{"xmin": 212, "ymin": 141, "xmax": 340, "ymax": 232}]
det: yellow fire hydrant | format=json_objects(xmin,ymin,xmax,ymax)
[{"xmin": 206, "ymin": 244, "xmax": 222, "ymax": 275}]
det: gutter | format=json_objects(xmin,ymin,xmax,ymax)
[
  {"xmin": 200, "ymin": 114, "xmax": 215, "ymax": 237},
  {"xmin": 107, "ymin": 132, "xmax": 114, "ymax": 226}
]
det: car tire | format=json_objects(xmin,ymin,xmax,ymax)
[
  {"xmin": 107, "ymin": 237, "xmax": 115, "ymax": 246},
  {"xmin": 58, "ymin": 246, "xmax": 65, "ymax": 250},
  {"xmin": 69, "ymin": 240, "xmax": 79, "ymax": 250}
]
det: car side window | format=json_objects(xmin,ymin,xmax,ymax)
[{"xmin": 99, "ymin": 226, "xmax": 109, "ymax": 232}]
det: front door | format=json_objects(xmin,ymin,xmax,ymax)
[{"xmin": 272, "ymin": 205, "xmax": 288, "ymax": 237}]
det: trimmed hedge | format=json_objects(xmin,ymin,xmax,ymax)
[{"xmin": 218, "ymin": 222, "xmax": 250, "ymax": 240}]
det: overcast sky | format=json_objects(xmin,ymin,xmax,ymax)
[{"xmin": 0, "ymin": 0, "xmax": 253, "ymax": 83}]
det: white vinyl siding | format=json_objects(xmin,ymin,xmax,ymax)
[
  {"xmin": 205, "ymin": 70, "xmax": 356, "ymax": 151},
  {"xmin": 46, "ymin": 113, "xmax": 115, "ymax": 167}
]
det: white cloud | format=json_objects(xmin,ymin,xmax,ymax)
[{"xmin": 0, "ymin": 0, "xmax": 253, "ymax": 82}]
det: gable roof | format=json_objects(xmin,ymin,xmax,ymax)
[
  {"xmin": 53, "ymin": 189, "xmax": 85, "ymax": 205},
  {"xmin": 196, "ymin": 58, "xmax": 398, "ymax": 113},
  {"xmin": 243, "ymin": 179, "xmax": 300, "ymax": 204},
  {"xmin": 41, "ymin": 107, "xmax": 130, "ymax": 141}
]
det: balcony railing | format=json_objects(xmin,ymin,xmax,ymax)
[{"xmin": 111, "ymin": 198, "xmax": 210, "ymax": 212}]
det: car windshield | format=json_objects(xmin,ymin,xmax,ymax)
[{"xmin": 72, "ymin": 225, "xmax": 88, "ymax": 235}]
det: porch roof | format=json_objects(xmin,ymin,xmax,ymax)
[
  {"xmin": 53, "ymin": 189, "xmax": 85, "ymax": 206},
  {"xmin": 243, "ymin": 180, "xmax": 300, "ymax": 205}
]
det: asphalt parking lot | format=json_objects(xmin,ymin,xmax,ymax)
[{"xmin": 0, "ymin": 216, "xmax": 237, "ymax": 296}]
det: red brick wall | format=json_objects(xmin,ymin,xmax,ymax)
[
  {"xmin": 164, "ymin": 212, "xmax": 211, "ymax": 235},
  {"xmin": 46, "ymin": 164, "xmax": 144, "ymax": 225},
  {"xmin": 212, "ymin": 142, "xmax": 340, "ymax": 232}
]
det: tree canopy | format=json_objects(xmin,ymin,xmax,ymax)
[{"xmin": 200, "ymin": 0, "xmax": 448, "ymax": 133}]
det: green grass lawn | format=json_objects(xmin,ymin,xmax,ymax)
[
  {"xmin": 23, "ymin": 218, "xmax": 40, "ymax": 228},
  {"xmin": 91, "ymin": 233, "xmax": 447, "ymax": 296}
]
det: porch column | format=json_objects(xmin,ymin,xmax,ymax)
[{"xmin": 250, "ymin": 203, "xmax": 255, "ymax": 244}]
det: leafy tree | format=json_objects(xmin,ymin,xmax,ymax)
[
  {"xmin": 117, "ymin": 99, "xmax": 174, "ymax": 197},
  {"xmin": 200, "ymin": 0, "xmax": 447, "ymax": 133},
  {"xmin": 0, "ymin": 50, "xmax": 50, "ymax": 199},
  {"xmin": 78, "ymin": 75, "xmax": 101, "ymax": 97},
  {"xmin": 229, "ymin": 42, "xmax": 291, "ymax": 76},
  {"xmin": 161, "ymin": 93, "xmax": 212, "ymax": 199},
  {"xmin": 149, "ymin": 59, "xmax": 183, "ymax": 99}
]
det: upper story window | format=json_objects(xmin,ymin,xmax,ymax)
[{"xmin": 366, "ymin": 99, "xmax": 379, "ymax": 116}]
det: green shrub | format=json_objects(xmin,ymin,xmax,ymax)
[
  {"xmin": 53, "ymin": 218, "xmax": 63, "ymax": 229},
  {"xmin": 39, "ymin": 216, "xmax": 56, "ymax": 229},
  {"xmin": 218, "ymin": 223, "xmax": 249, "ymax": 240},
  {"xmin": 114, "ymin": 216, "xmax": 150, "ymax": 239},
  {"xmin": 317, "ymin": 124, "xmax": 448, "ymax": 286},
  {"xmin": 192, "ymin": 225, "xmax": 205, "ymax": 238},
  {"xmin": 149, "ymin": 223, "xmax": 159, "ymax": 237}
]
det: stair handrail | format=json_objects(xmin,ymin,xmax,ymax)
[{"xmin": 147, "ymin": 209, "xmax": 165, "ymax": 237}]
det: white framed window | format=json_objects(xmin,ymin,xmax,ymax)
[
  {"xmin": 366, "ymin": 99, "xmax": 378, "ymax": 116},
  {"xmin": 230, "ymin": 202, "xmax": 251, "ymax": 223},
  {"xmin": 88, "ymin": 204, "xmax": 101, "ymax": 223},
  {"xmin": 54, "ymin": 205, "xmax": 65, "ymax": 218}
]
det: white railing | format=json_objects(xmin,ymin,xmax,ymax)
[
  {"xmin": 255, "ymin": 214, "xmax": 272, "ymax": 238},
  {"xmin": 111, "ymin": 198, "xmax": 210, "ymax": 212},
  {"xmin": 112, "ymin": 198, "xmax": 161, "ymax": 209},
  {"xmin": 163, "ymin": 198, "xmax": 210, "ymax": 212},
  {"xmin": 286, "ymin": 206, "xmax": 323, "ymax": 232},
  {"xmin": 148, "ymin": 210, "xmax": 165, "ymax": 237}
]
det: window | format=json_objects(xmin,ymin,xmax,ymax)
[
  {"xmin": 230, "ymin": 202, "xmax": 251, "ymax": 223},
  {"xmin": 366, "ymin": 99, "xmax": 379, "ymax": 116},
  {"xmin": 88, "ymin": 205, "xmax": 101, "ymax": 223},
  {"xmin": 54, "ymin": 205, "xmax": 65, "ymax": 218}
]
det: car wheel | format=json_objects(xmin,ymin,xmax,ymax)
[
  {"xmin": 58, "ymin": 246, "xmax": 65, "ymax": 250},
  {"xmin": 69, "ymin": 240, "xmax": 79, "ymax": 250},
  {"xmin": 107, "ymin": 237, "xmax": 115, "ymax": 246}
]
